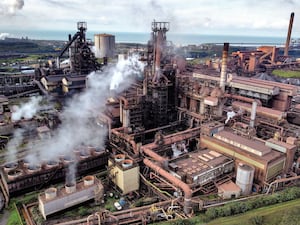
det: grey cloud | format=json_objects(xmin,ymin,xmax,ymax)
[
  {"xmin": 282, "ymin": 0, "xmax": 295, "ymax": 4},
  {"xmin": 0, "ymin": 0, "xmax": 24, "ymax": 15}
]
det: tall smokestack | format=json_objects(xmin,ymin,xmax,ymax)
[
  {"xmin": 284, "ymin": 12, "xmax": 294, "ymax": 57},
  {"xmin": 220, "ymin": 43, "xmax": 229, "ymax": 92}
]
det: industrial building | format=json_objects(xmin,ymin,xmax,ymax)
[
  {"xmin": 217, "ymin": 180, "xmax": 241, "ymax": 199},
  {"xmin": 201, "ymin": 130, "xmax": 288, "ymax": 185},
  {"xmin": 168, "ymin": 149, "xmax": 234, "ymax": 186},
  {"xmin": 108, "ymin": 155, "xmax": 140, "ymax": 194},
  {"xmin": 0, "ymin": 147, "xmax": 108, "ymax": 206},
  {"xmin": 39, "ymin": 175, "xmax": 103, "ymax": 219}
]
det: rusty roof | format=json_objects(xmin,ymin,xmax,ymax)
[
  {"xmin": 201, "ymin": 134, "xmax": 283, "ymax": 166},
  {"xmin": 214, "ymin": 130, "xmax": 271, "ymax": 156},
  {"xmin": 169, "ymin": 149, "xmax": 232, "ymax": 179}
]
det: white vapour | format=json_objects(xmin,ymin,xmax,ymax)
[
  {"xmin": 225, "ymin": 111, "xmax": 236, "ymax": 124},
  {"xmin": 24, "ymin": 55, "xmax": 144, "ymax": 168},
  {"xmin": 0, "ymin": 33, "xmax": 10, "ymax": 40},
  {"xmin": 0, "ymin": 0, "xmax": 24, "ymax": 15},
  {"xmin": 66, "ymin": 162, "xmax": 77, "ymax": 185},
  {"xmin": 5, "ymin": 129, "xmax": 24, "ymax": 163},
  {"xmin": 11, "ymin": 96, "xmax": 43, "ymax": 121},
  {"xmin": 110, "ymin": 55, "xmax": 144, "ymax": 90},
  {"xmin": 91, "ymin": 46, "xmax": 101, "ymax": 58}
]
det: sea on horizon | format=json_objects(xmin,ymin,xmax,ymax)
[{"xmin": 2, "ymin": 29, "xmax": 288, "ymax": 46}]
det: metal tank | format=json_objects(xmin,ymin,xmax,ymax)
[
  {"xmin": 94, "ymin": 34, "xmax": 115, "ymax": 58},
  {"xmin": 236, "ymin": 163, "xmax": 254, "ymax": 195}
]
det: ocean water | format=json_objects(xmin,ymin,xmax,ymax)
[{"xmin": 5, "ymin": 29, "xmax": 287, "ymax": 46}]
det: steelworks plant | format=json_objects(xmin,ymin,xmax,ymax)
[{"xmin": 0, "ymin": 12, "xmax": 300, "ymax": 225}]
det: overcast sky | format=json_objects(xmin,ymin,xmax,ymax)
[{"xmin": 1, "ymin": 0, "xmax": 300, "ymax": 37}]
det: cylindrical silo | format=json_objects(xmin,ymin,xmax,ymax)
[
  {"xmin": 94, "ymin": 34, "xmax": 115, "ymax": 59},
  {"xmin": 45, "ymin": 188, "xmax": 57, "ymax": 200},
  {"xmin": 236, "ymin": 163, "xmax": 254, "ymax": 195}
]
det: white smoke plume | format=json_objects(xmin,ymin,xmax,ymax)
[
  {"xmin": 0, "ymin": 0, "xmax": 24, "ymax": 15},
  {"xmin": 91, "ymin": 46, "xmax": 101, "ymax": 59},
  {"xmin": 0, "ymin": 33, "xmax": 11, "ymax": 40},
  {"xmin": 5, "ymin": 128, "xmax": 24, "ymax": 163},
  {"xmin": 22, "ymin": 55, "xmax": 144, "ymax": 180},
  {"xmin": 66, "ymin": 162, "xmax": 77, "ymax": 185},
  {"xmin": 109, "ymin": 55, "xmax": 144, "ymax": 90},
  {"xmin": 130, "ymin": 0, "xmax": 179, "ymax": 32},
  {"xmin": 6, "ymin": 96, "xmax": 51, "ymax": 165},
  {"xmin": 225, "ymin": 111, "xmax": 236, "ymax": 124},
  {"xmin": 11, "ymin": 96, "xmax": 43, "ymax": 121}
]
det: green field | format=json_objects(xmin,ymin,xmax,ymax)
[
  {"xmin": 272, "ymin": 69, "xmax": 300, "ymax": 78},
  {"xmin": 207, "ymin": 198, "xmax": 300, "ymax": 225}
]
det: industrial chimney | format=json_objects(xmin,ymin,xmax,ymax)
[
  {"xmin": 220, "ymin": 43, "xmax": 229, "ymax": 92},
  {"xmin": 284, "ymin": 12, "xmax": 294, "ymax": 57}
]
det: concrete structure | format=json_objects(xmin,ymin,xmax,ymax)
[
  {"xmin": 94, "ymin": 34, "xmax": 115, "ymax": 58},
  {"xmin": 39, "ymin": 176, "xmax": 103, "ymax": 219},
  {"xmin": 40, "ymin": 75, "xmax": 64, "ymax": 94},
  {"xmin": 108, "ymin": 157, "xmax": 140, "ymax": 194},
  {"xmin": 217, "ymin": 180, "xmax": 241, "ymax": 199},
  {"xmin": 62, "ymin": 75, "xmax": 86, "ymax": 94}
]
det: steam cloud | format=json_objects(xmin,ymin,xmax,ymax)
[
  {"xmin": 5, "ymin": 129, "xmax": 24, "ymax": 163},
  {"xmin": 10, "ymin": 55, "xmax": 144, "ymax": 182},
  {"xmin": 11, "ymin": 96, "xmax": 44, "ymax": 121},
  {"xmin": 130, "ymin": 0, "xmax": 179, "ymax": 32},
  {"xmin": 0, "ymin": 33, "xmax": 11, "ymax": 40},
  {"xmin": 0, "ymin": 0, "xmax": 24, "ymax": 15},
  {"xmin": 66, "ymin": 162, "xmax": 76, "ymax": 185}
]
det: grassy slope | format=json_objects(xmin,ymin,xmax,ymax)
[
  {"xmin": 207, "ymin": 198, "xmax": 300, "ymax": 225},
  {"xmin": 272, "ymin": 69, "xmax": 300, "ymax": 78},
  {"xmin": 7, "ymin": 210, "xmax": 20, "ymax": 225},
  {"xmin": 154, "ymin": 198, "xmax": 300, "ymax": 225}
]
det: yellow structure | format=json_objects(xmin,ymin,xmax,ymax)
[{"xmin": 108, "ymin": 158, "xmax": 139, "ymax": 194}]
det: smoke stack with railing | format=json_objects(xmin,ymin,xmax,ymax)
[{"xmin": 144, "ymin": 21, "xmax": 177, "ymax": 128}]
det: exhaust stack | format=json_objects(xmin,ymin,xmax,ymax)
[
  {"xmin": 220, "ymin": 43, "xmax": 229, "ymax": 92},
  {"xmin": 284, "ymin": 12, "xmax": 294, "ymax": 57},
  {"xmin": 250, "ymin": 100, "xmax": 258, "ymax": 128}
]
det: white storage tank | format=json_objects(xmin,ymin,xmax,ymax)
[
  {"xmin": 45, "ymin": 188, "xmax": 57, "ymax": 200},
  {"xmin": 236, "ymin": 163, "xmax": 254, "ymax": 195},
  {"xmin": 94, "ymin": 34, "xmax": 115, "ymax": 58},
  {"xmin": 83, "ymin": 175, "xmax": 95, "ymax": 186}
]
